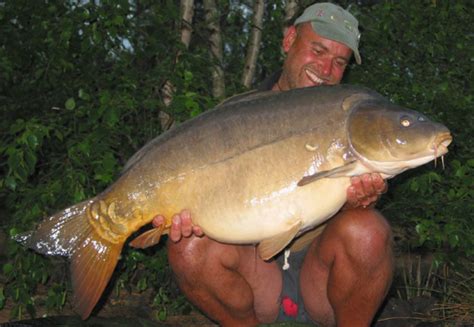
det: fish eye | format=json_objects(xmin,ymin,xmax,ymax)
[{"xmin": 400, "ymin": 117, "xmax": 411, "ymax": 127}]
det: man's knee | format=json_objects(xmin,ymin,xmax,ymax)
[
  {"xmin": 329, "ymin": 208, "xmax": 393, "ymax": 264},
  {"xmin": 167, "ymin": 237, "xmax": 241, "ymax": 283},
  {"xmin": 167, "ymin": 237, "xmax": 208, "ymax": 283}
]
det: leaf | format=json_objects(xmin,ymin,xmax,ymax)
[
  {"xmin": 65, "ymin": 98, "xmax": 76, "ymax": 110},
  {"xmin": 5, "ymin": 175, "xmax": 17, "ymax": 191},
  {"xmin": 24, "ymin": 150, "xmax": 37, "ymax": 173},
  {"xmin": 137, "ymin": 277, "xmax": 147, "ymax": 291},
  {"xmin": 156, "ymin": 308, "xmax": 167, "ymax": 321},
  {"xmin": 409, "ymin": 179, "xmax": 419, "ymax": 192},
  {"xmin": 78, "ymin": 89, "xmax": 90, "ymax": 101},
  {"xmin": 9, "ymin": 228, "xmax": 18, "ymax": 237},
  {"xmin": 103, "ymin": 107, "xmax": 119, "ymax": 127},
  {"xmin": 113, "ymin": 15, "xmax": 124, "ymax": 26},
  {"xmin": 3, "ymin": 263, "xmax": 13, "ymax": 275},
  {"xmin": 26, "ymin": 134, "xmax": 39, "ymax": 149}
]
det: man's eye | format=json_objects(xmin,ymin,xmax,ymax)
[{"xmin": 313, "ymin": 48, "xmax": 323, "ymax": 55}]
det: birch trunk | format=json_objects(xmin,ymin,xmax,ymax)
[
  {"xmin": 283, "ymin": 0, "xmax": 299, "ymax": 35},
  {"xmin": 159, "ymin": 0, "xmax": 195, "ymax": 130},
  {"xmin": 180, "ymin": 0, "xmax": 194, "ymax": 48},
  {"xmin": 204, "ymin": 0, "xmax": 225, "ymax": 98},
  {"xmin": 241, "ymin": 0, "xmax": 264, "ymax": 89}
]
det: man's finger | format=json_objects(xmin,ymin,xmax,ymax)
[
  {"xmin": 152, "ymin": 215, "xmax": 164, "ymax": 228},
  {"xmin": 169, "ymin": 214, "xmax": 182, "ymax": 242},
  {"xmin": 360, "ymin": 174, "xmax": 376, "ymax": 197},
  {"xmin": 346, "ymin": 185, "xmax": 359, "ymax": 207},
  {"xmin": 372, "ymin": 174, "xmax": 387, "ymax": 194},
  {"xmin": 180, "ymin": 209, "xmax": 191, "ymax": 220},
  {"xmin": 180, "ymin": 212, "xmax": 193, "ymax": 237},
  {"xmin": 193, "ymin": 226, "xmax": 204, "ymax": 237},
  {"xmin": 350, "ymin": 176, "xmax": 366, "ymax": 200}
]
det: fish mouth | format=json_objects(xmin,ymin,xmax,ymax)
[
  {"xmin": 432, "ymin": 132, "xmax": 452, "ymax": 169},
  {"xmin": 433, "ymin": 132, "xmax": 452, "ymax": 157}
]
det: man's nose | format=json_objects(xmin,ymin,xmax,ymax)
[{"xmin": 319, "ymin": 59, "xmax": 333, "ymax": 77}]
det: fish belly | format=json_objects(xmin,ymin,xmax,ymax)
[
  {"xmin": 152, "ymin": 132, "xmax": 351, "ymax": 244},
  {"xmin": 197, "ymin": 177, "xmax": 350, "ymax": 243}
]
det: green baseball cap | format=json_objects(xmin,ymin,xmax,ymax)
[{"xmin": 294, "ymin": 2, "xmax": 361, "ymax": 64}]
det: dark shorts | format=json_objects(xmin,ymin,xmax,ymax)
[{"xmin": 275, "ymin": 247, "xmax": 313, "ymax": 324}]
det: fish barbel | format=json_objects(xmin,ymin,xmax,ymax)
[{"xmin": 16, "ymin": 85, "xmax": 452, "ymax": 319}]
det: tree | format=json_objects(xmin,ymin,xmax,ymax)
[
  {"xmin": 283, "ymin": 0, "xmax": 299, "ymax": 34},
  {"xmin": 204, "ymin": 0, "xmax": 225, "ymax": 98},
  {"xmin": 159, "ymin": 0, "xmax": 195, "ymax": 129},
  {"xmin": 241, "ymin": 0, "xmax": 265, "ymax": 88}
]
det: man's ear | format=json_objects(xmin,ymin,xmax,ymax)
[{"xmin": 282, "ymin": 25, "xmax": 297, "ymax": 53}]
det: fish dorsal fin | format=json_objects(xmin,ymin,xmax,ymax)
[
  {"xmin": 297, "ymin": 161, "xmax": 358, "ymax": 187},
  {"xmin": 129, "ymin": 226, "xmax": 165, "ymax": 249},
  {"xmin": 257, "ymin": 220, "xmax": 302, "ymax": 260}
]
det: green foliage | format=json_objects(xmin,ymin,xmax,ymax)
[
  {"xmin": 1, "ymin": 240, "xmax": 55, "ymax": 319},
  {"xmin": 382, "ymin": 159, "xmax": 474, "ymax": 263},
  {"xmin": 0, "ymin": 0, "xmax": 472, "ymax": 321},
  {"xmin": 344, "ymin": 0, "xmax": 473, "ymax": 264},
  {"xmin": 0, "ymin": 0, "xmax": 212, "ymax": 320}
]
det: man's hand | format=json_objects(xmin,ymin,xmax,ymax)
[
  {"xmin": 344, "ymin": 173, "xmax": 387, "ymax": 209},
  {"xmin": 152, "ymin": 210, "xmax": 204, "ymax": 243}
]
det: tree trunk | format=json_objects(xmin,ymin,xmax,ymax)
[
  {"xmin": 159, "ymin": 0, "xmax": 195, "ymax": 130},
  {"xmin": 203, "ymin": 0, "xmax": 225, "ymax": 98},
  {"xmin": 241, "ymin": 0, "xmax": 264, "ymax": 89},
  {"xmin": 283, "ymin": 0, "xmax": 298, "ymax": 35},
  {"xmin": 180, "ymin": 0, "xmax": 194, "ymax": 48}
]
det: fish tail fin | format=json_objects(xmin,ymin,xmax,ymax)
[
  {"xmin": 14, "ymin": 199, "xmax": 124, "ymax": 319},
  {"xmin": 71, "ymin": 232, "xmax": 122, "ymax": 319}
]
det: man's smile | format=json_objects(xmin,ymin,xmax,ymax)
[{"xmin": 304, "ymin": 68, "xmax": 325, "ymax": 85}]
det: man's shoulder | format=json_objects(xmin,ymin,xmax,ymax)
[
  {"xmin": 216, "ymin": 71, "xmax": 282, "ymax": 107},
  {"xmin": 257, "ymin": 70, "xmax": 282, "ymax": 91}
]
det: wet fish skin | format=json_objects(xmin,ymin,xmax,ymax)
[{"xmin": 15, "ymin": 85, "xmax": 452, "ymax": 319}]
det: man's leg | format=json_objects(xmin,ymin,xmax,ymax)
[
  {"xmin": 300, "ymin": 208, "xmax": 394, "ymax": 327},
  {"xmin": 167, "ymin": 237, "xmax": 282, "ymax": 326}
]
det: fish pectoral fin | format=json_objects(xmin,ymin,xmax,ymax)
[
  {"xmin": 297, "ymin": 161, "xmax": 358, "ymax": 187},
  {"xmin": 130, "ymin": 224, "xmax": 166, "ymax": 249},
  {"xmin": 257, "ymin": 221, "xmax": 302, "ymax": 261}
]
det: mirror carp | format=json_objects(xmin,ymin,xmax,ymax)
[{"xmin": 16, "ymin": 85, "xmax": 452, "ymax": 319}]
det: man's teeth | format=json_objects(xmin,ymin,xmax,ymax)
[{"xmin": 306, "ymin": 70, "xmax": 324, "ymax": 85}]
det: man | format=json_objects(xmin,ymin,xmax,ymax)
[{"xmin": 153, "ymin": 3, "xmax": 393, "ymax": 326}]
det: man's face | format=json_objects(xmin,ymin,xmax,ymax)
[{"xmin": 277, "ymin": 23, "xmax": 353, "ymax": 90}]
